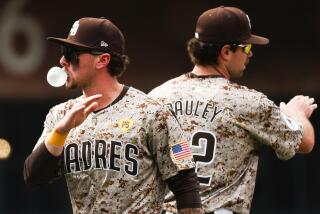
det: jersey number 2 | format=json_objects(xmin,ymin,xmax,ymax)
[{"xmin": 190, "ymin": 130, "xmax": 216, "ymax": 186}]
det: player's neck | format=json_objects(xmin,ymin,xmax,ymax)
[
  {"xmin": 82, "ymin": 76, "xmax": 124, "ymax": 110},
  {"xmin": 192, "ymin": 65, "xmax": 230, "ymax": 79}
]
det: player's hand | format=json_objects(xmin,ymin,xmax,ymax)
[
  {"xmin": 55, "ymin": 94, "xmax": 102, "ymax": 134},
  {"xmin": 280, "ymin": 95, "xmax": 317, "ymax": 119}
]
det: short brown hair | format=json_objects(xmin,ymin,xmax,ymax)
[{"xmin": 108, "ymin": 52, "xmax": 130, "ymax": 77}]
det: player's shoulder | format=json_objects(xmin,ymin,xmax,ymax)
[
  {"xmin": 126, "ymin": 86, "xmax": 148, "ymax": 98},
  {"xmin": 126, "ymin": 86, "xmax": 154, "ymax": 103},
  {"xmin": 226, "ymin": 81, "xmax": 275, "ymax": 112},
  {"xmin": 130, "ymin": 87, "xmax": 174, "ymax": 117},
  {"xmin": 148, "ymin": 74, "xmax": 186, "ymax": 97},
  {"xmin": 228, "ymin": 80, "xmax": 268, "ymax": 101},
  {"xmin": 127, "ymin": 86, "xmax": 165, "ymax": 108}
]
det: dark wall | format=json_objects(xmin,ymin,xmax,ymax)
[
  {"xmin": 0, "ymin": 0, "xmax": 320, "ymax": 213},
  {"xmin": 0, "ymin": 99, "xmax": 72, "ymax": 214}
]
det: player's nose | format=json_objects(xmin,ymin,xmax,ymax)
[{"xmin": 60, "ymin": 56, "xmax": 69, "ymax": 67}]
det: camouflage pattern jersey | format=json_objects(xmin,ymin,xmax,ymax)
[
  {"xmin": 33, "ymin": 86, "xmax": 195, "ymax": 214},
  {"xmin": 148, "ymin": 73, "xmax": 303, "ymax": 214}
]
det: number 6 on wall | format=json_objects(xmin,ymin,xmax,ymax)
[
  {"xmin": 190, "ymin": 130, "xmax": 216, "ymax": 186},
  {"xmin": 0, "ymin": 0, "xmax": 45, "ymax": 75}
]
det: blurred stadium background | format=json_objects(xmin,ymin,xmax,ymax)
[{"xmin": 0, "ymin": 0, "xmax": 319, "ymax": 213}]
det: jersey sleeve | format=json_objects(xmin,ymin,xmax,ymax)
[
  {"xmin": 24, "ymin": 105, "xmax": 66, "ymax": 186},
  {"xmin": 147, "ymin": 105, "xmax": 195, "ymax": 180},
  {"xmin": 234, "ymin": 92, "xmax": 303, "ymax": 160},
  {"xmin": 33, "ymin": 106, "xmax": 61, "ymax": 151}
]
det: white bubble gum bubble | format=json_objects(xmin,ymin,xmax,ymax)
[{"xmin": 47, "ymin": 66, "xmax": 67, "ymax": 87}]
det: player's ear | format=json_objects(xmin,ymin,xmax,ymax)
[
  {"xmin": 95, "ymin": 53, "xmax": 111, "ymax": 70},
  {"xmin": 220, "ymin": 45, "xmax": 232, "ymax": 61}
]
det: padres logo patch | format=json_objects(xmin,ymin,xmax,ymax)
[
  {"xmin": 118, "ymin": 118, "xmax": 134, "ymax": 132},
  {"xmin": 69, "ymin": 20, "xmax": 79, "ymax": 36}
]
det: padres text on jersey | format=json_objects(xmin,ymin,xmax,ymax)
[{"xmin": 35, "ymin": 87, "xmax": 195, "ymax": 214}]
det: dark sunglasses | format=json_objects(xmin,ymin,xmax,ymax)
[{"xmin": 60, "ymin": 46, "xmax": 106, "ymax": 64}]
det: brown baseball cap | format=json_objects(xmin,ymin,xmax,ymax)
[
  {"xmin": 195, "ymin": 6, "xmax": 269, "ymax": 45},
  {"xmin": 47, "ymin": 17, "xmax": 125, "ymax": 54}
]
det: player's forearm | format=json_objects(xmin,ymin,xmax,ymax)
[
  {"xmin": 167, "ymin": 169, "xmax": 202, "ymax": 211},
  {"xmin": 24, "ymin": 143, "xmax": 62, "ymax": 187},
  {"xmin": 178, "ymin": 208, "xmax": 203, "ymax": 214},
  {"xmin": 298, "ymin": 118, "xmax": 315, "ymax": 153}
]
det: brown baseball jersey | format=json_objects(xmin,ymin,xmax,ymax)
[
  {"xmin": 33, "ymin": 86, "xmax": 195, "ymax": 214},
  {"xmin": 148, "ymin": 73, "xmax": 303, "ymax": 214}
]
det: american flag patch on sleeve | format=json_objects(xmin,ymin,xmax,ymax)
[{"xmin": 171, "ymin": 141, "xmax": 192, "ymax": 160}]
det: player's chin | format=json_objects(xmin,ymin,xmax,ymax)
[
  {"xmin": 65, "ymin": 84, "xmax": 77, "ymax": 90},
  {"xmin": 65, "ymin": 77, "xmax": 71, "ymax": 88},
  {"xmin": 231, "ymin": 69, "xmax": 244, "ymax": 78},
  {"xmin": 65, "ymin": 78, "xmax": 77, "ymax": 89}
]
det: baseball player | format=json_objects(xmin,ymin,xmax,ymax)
[
  {"xmin": 149, "ymin": 6, "xmax": 317, "ymax": 214},
  {"xmin": 23, "ymin": 17, "xmax": 202, "ymax": 214}
]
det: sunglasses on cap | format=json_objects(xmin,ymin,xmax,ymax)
[
  {"xmin": 230, "ymin": 43, "xmax": 252, "ymax": 55},
  {"xmin": 238, "ymin": 44, "xmax": 252, "ymax": 54},
  {"xmin": 60, "ymin": 46, "xmax": 106, "ymax": 64}
]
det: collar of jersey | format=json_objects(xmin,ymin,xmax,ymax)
[
  {"xmin": 186, "ymin": 72, "xmax": 224, "ymax": 79},
  {"xmin": 93, "ymin": 85, "xmax": 130, "ymax": 114}
]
